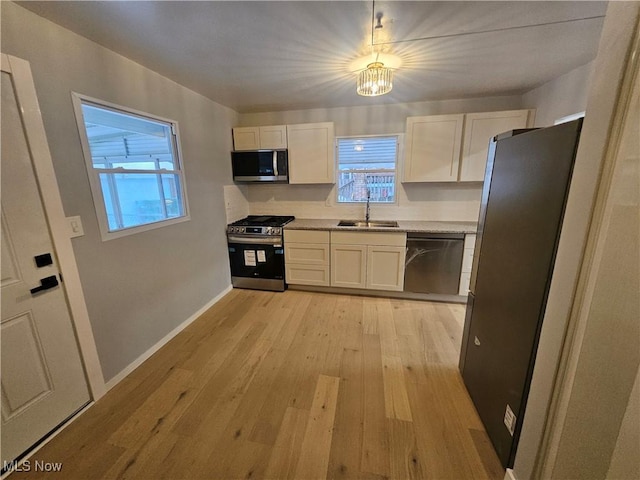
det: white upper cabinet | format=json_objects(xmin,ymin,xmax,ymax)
[
  {"xmin": 459, "ymin": 109, "xmax": 534, "ymax": 182},
  {"xmin": 232, "ymin": 126, "xmax": 260, "ymax": 150},
  {"xmin": 258, "ymin": 125, "xmax": 288, "ymax": 149},
  {"xmin": 403, "ymin": 109, "xmax": 535, "ymax": 183},
  {"xmin": 287, "ymin": 122, "xmax": 335, "ymax": 184},
  {"xmin": 232, "ymin": 125, "xmax": 287, "ymax": 150},
  {"xmin": 403, "ymin": 114, "xmax": 464, "ymax": 183}
]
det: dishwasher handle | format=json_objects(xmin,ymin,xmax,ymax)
[{"xmin": 406, "ymin": 233, "xmax": 465, "ymax": 241}]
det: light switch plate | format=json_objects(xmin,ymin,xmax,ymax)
[{"xmin": 67, "ymin": 215, "xmax": 85, "ymax": 238}]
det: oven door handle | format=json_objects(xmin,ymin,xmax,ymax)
[
  {"xmin": 228, "ymin": 235, "xmax": 280, "ymax": 245},
  {"xmin": 273, "ymin": 151, "xmax": 279, "ymax": 177}
]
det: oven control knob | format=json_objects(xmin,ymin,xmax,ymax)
[
  {"xmin": 274, "ymin": 228, "xmax": 281, "ymax": 234},
  {"xmin": 240, "ymin": 227, "xmax": 245, "ymax": 233},
  {"xmin": 266, "ymin": 227, "xmax": 272, "ymax": 234}
]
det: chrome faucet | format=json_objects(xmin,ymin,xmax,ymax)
[{"xmin": 365, "ymin": 188, "xmax": 371, "ymax": 224}]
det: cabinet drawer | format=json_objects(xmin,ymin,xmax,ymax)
[
  {"xmin": 286, "ymin": 264, "xmax": 330, "ymax": 287},
  {"xmin": 284, "ymin": 229, "xmax": 330, "ymax": 244},
  {"xmin": 285, "ymin": 243, "xmax": 329, "ymax": 265},
  {"xmin": 331, "ymin": 231, "xmax": 406, "ymax": 247}
]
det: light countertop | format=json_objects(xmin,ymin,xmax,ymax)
[{"xmin": 285, "ymin": 218, "xmax": 477, "ymax": 234}]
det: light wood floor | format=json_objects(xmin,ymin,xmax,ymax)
[{"xmin": 14, "ymin": 289, "xmax": 504, "ymax": 480}]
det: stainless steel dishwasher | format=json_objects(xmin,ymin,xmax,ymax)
[{"xmin": 404, "ymin": 233, "xmax": 465, "ymax": 295}]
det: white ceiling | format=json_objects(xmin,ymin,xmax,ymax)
[{"xmin": 18, "ymin": 1, "xmax": 607, "ymax": 113}]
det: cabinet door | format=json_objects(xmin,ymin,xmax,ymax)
[
  {"xmin": 259, "ymin": 125, "xmax": 287, "ymax": 149},
  {"xmin": 460, "ymin": 110, "xmax": 533, "ymax": 182},
  {"xmin": 233, "ymin": 126, "xmax": 260, "ymax": 150},
  {"xmin": 366, "ymin": 245, "xmax": 406, "ymax": 291},
  {"xmin": 287, "ymin": 122, "xmax": 335, "ymax": 184},
  {"xmin": 403, "ymin": 114, "xmax": 464, "ymax": 182},
  {"xmin": 330, "ymin": 244, "xmax": 366, "ymax": 288}
]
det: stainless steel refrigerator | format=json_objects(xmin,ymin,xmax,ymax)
[{"xmin": 459, "ymin": 119, "xmax": 582, "ymax": 468}]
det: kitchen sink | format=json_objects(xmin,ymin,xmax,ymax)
[{"xmin": 337, "ymin": 220, "xmax": 399, "ymax": 228}]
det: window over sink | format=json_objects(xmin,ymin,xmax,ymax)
[
  {"xmin": 72, "ymin": 94, "xmax": 189, "ymax": 240},
  {"xmin": 336, "ymin": 136, "xmax": 398, "ymax": 204}
]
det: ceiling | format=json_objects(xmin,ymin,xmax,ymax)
[{"xmin": 18, "ymin": 1, "xmax": 608, "ymax": 114}]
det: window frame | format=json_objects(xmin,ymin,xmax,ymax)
[
  {"xmin": 335, "ymin": 134, "xmax": 402, "ymax": 205},
  {"xmin": 71, "ymin": 93, "xmax": 190, "ymax": 241}
]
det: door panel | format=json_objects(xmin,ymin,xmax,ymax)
[
  {"xmin": 1, "ymin": 66, "xmax": 89, "ymax": 464},
  {"xmin": 1, "ymin": 312, "xmax": 53, "ymax": 419}
]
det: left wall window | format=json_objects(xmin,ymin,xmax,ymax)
[{"xmin": 72, "ymin": 94, "xmax": 189, "ymax": 240}]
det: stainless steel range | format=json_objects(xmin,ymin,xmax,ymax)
[{"xmin": 226, "ymin": 215, "xmax": 295, "ymax": 291}]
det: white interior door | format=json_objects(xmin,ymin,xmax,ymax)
[{"xmin": 1, "ymin": 61, "xmax": 90, "ymax": 465}]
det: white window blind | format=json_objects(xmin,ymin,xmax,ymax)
[{"xmin": 337, "ymin": 136, "xmax": 398, "ymax": 203}]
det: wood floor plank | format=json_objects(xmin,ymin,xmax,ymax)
[
  {"xmin": 469, "ymin": 428, "xmax": 506, "ymax": 480},
  {"xmin": 108, "ymin": 368, "xmax": 193, "ymax": 448},
  {"xmin": 263, "ymin": 407, "xmax": 310, "ymax": 479},
  {"xmin": 388, "ymin": 418, "xmax": 425, "ymax": 480},
  {"xmin": 361, "ymin": 334, "xmax": 390, "ymax": 477},
  {"xmin": 362, "ymin": 298, "xmax": 379, "ymax": 335},
  {"xmin": 12, "ymin": 290, "xmax": 506, "ymax": 480},
  {"xmin": 327, "ymin": 347, "xmax": 364, "ymax": 479},
  {"xmin": 293, "ymin": 374, "xmax": 341, "ymax": 480},
  {"xmin": 171, "ymin": 320, "xmax": 267, "ymax": 435},
  {"xmin": 286, "ymin": 294, "xmax": 339, "ymax": 411},
  {"xmin": 377, "ymin": 299, "xmax": 399, "ymax": 358},
  {"xmin": 382, "ymin": 354, "xmax": 413, "ymax": 421}
]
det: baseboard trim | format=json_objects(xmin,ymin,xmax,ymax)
[
  {"xmin": 105, "ymin": 284, "xmax": 233, "ymax": 391},
  {"xmin": 288, "ymin": 284, "xmax": 467, "ymax": 304},
  {"xmin": 1, "ymin": 402, "xmax": 93, "ymax": 479},
  {"xmin": 505, "ymin": 468, "xmax": 518, "ymax": 480}
]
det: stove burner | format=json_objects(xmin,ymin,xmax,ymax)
[{"xmin": 229, "ymin": 215, "xmax": 295, "ymax": 227}]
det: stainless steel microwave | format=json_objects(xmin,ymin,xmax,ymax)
[{"xmin": 231, "ymin": 149, "xmax": 288, "ymax": 183}]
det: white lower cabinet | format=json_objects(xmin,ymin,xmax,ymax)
[
  {"xmin": 330, "ymin": 244, "xmax": 367, "ymax": 288},
  {"xmin": 459, "ymin": 234, "xmax": 476, "ymax": 295},
  {"xmin": 366, "ymin": 245, "xmax": 406, "ymax": 291},
  {"xmin": 284, "ymin": 230, "xmax": 330, "ymax": 286},
  {"xmin": 331, "ymin": 231, "xmax": 407, "ymax": 291}
]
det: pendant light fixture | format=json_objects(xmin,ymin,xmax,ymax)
[
  {"xmin": 357, "ymin": 61, "xmax": 393, "ymax": 96},
  {"xmin": 356, "ymin": 8, "xmax": 394, "ymax": 97}
]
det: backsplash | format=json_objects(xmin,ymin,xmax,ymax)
[
  {"xmin": 223, "ymin": 184, "xmax": 250, "ymax": 223},
  {"xmin": 245, "ymin": 182, "xmax": 483, "ymax": 222}
]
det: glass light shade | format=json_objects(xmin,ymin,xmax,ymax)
[{"xmin": 356, "ymin": 62, "xmax": 393, "ymax": 97}]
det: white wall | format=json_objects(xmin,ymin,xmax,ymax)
[
  {"xmin": 523, "ymin": 62, "xmax": 593, "ymax": 127},
  {"xmin": 1, "ymin": 2, "xmax": 238, "ymax": 382},
  {"xmin": 238, "ymin": 96, "xmax": 523, "ymax": 221},
  {"xmin": 512, "ymin": 3, "xmax": 640, "ymax": 479}
]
